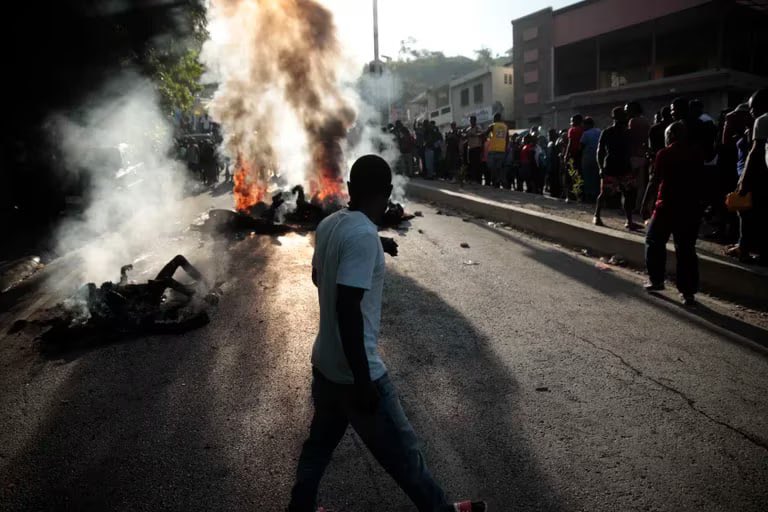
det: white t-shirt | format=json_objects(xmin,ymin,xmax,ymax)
[
  {"xmin": 311, "ymin": 209, "xmax": 387, "ymax": 384},
  {"xmin": 755, "ymin": 114, "xmax": 768, "ymax": 168}
]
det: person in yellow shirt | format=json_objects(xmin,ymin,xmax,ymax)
[{"xmin": 486, "ymin": 112, "xmax": 508, "ymax": 188}]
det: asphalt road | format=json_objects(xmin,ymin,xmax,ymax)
[{"xmin": 1, "ymin": 200, "xmax": 767, "ymax": 511}]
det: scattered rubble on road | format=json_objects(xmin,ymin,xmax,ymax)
[
  {"xmin": 608, "ymin": 255, "xmax": 628, "ymax": 266},
  {"xmin": 460, "ymin": 243, "xmax": 470, "ymax": 249},
  {"xmin": 595, "ymin": 262, "xmax": 613, "ymax": 272}
]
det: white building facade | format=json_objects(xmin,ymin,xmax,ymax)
[{"xmin": 449, "ymin": 66, "xmax": 515, "ymax": 126}]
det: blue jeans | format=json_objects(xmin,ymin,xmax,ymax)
[
  {"xmin": 487, "ymin": 151, "xmax": 505, "ymax": 187},
  {"xmin": 288, "ymin": 368, "xmax": 448, "ymax": 512},
  {"xmin": 425, "ymin": 149, "xmax": 435, "ymax": 178}
]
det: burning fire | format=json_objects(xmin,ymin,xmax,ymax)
[
  {"xmin": 311, "ymin": 172, "xmax": 346, "ymax": 207},
  {"xmin": 233, "ymin": 156, "xmax": 266, "ymax": 213}
]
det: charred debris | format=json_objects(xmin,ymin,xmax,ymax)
[{"xmin": 193, "ymin": 185, "xmax": 415, "ymax": 237}]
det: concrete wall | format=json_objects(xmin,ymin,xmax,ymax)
[
  {"xmin": 552, "ymin": 0, "xmax": 711, "ymax": 47},
  {"xmin": 512, "ymin": 9, "xmax": 554, "ymax": 128},
  {"xmin": 491, "ymin": 67, "xmax": 515, "ymax": 121}
]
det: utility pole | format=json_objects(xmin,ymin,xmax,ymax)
[{"xmin": 373, "ymin": 0, "xmax": 380, "ymax": 69}]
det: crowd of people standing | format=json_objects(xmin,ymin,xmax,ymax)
[{"xmin": 391, "ymin": 88, "xmax": 768, "ymax": 304}]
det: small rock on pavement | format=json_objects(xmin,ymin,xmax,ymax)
[
  {"xmin": 535, "ymin": 387, "xmax": 550, "ymax": 392},
  {"xmin": 608, "ymin": 255, "xmax": 627, "ymax": 266},
  {"xmin": 414, "ymin": 211, "xmax": 423, "ymax": 217},
  {"xmin": 460, "ymin": 242, "xmax": 470, "ymax": 248},
  {"xmin": 418, "ymin": 229, "xmax": 424, "ymax": 234},
  {"xmin": 436, "ymin": 210, "xmax": 443, "ymax": 215}
]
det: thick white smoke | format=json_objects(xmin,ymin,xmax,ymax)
[{"xmin": 51, "ymin": 72, "xmax": 216, "ymax": 285}]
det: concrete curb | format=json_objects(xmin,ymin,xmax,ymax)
[{"xmin": 407, "ymin": 180, "xmax": 768, "ymax": 304}]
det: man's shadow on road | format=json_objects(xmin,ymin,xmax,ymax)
[{"xmin": 365, "ymin": 270, "xmax": 566, "ymax": 511}]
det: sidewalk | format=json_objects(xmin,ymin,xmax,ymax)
[{"xmin": 406, "ymin": 178, "xmax": 768, "ymax": 305}]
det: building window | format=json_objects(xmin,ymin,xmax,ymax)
[
  {"xmin": 430, "ymin": 110, "xmax": 439, "ymax": 118},
  {"xmin": 524, "ymin": 70, "xmax": 538, "ymax": 84},
  {"xmin": 522, "ymin": 27, "xmax": 538, "ymax": 42},
  {"xmin": 506, "ymin": 73, "xmax": 513, "ymax": 85},
  {"xmin": 473, "ymin": 84, "xmax": 483, "ymax": 104},
  {"xmin": 460, "ymin": 88, "xmax": 469, "ymax": 106},
  {"xmin": 524, "ymin": 48, "xmax": 539, "ymax": 64},
  {"xmin": 440, "ymin": 106, "xmax": 451, "ymax": 115},
  {"xmin": 524, "ymin": 92, "xmax": 539, "ymax": 105}
]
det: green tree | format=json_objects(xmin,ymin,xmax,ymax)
[
  {"xmin": 474, "ymin": 47, "xmax": 495, "ymax": 66},
  {"xmin": 147, "ymin": 48, "xmax": 204, "ymax": 114},
  {"xmin": 144, "ymin": 0, "xmax": 207, "ymax": 114}
]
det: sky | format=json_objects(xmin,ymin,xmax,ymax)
[{"xmin": 322, "ymin": 0, "xmax": 581, "ymax": 65}]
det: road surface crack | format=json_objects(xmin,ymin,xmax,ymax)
[{"xmin": 570, "ymin": 331, "xmax": 768, "ymax": 453}]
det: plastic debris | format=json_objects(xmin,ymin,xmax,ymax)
[{"xmin": 608, "ymin": 255, "xmax": 627, "ymax": 266}]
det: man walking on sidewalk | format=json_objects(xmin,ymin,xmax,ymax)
[
  {"xmin": 288, "ymin": 155, "xmax": 486, "ymax": 512},
  {"xmin": 643, "ymin": 122, "xmax": 703, "ymax": 305}
]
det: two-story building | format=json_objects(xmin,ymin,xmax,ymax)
[
  {"xmin": 406, "ymin": 65, "xmax": 515, "ymax": 129},
  {"xmin": 512, "ymin": 0, "xmax": 768, "ymax": 129},
  {"xmin": 450, "ymin": 66, "xmax": 515, "ymax": 127}
]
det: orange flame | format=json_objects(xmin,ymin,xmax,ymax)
[
  {"xmin": 233, "ymin": 156, "xmax": 266, "ymax": 213},
  {"xmin": 310, "ymin": 170, "xmax": 346, "ymax": 207}
]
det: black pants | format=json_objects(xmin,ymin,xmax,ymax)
[
  {"xmin": 468, "ymin": 147, "xmax": 482, "ymax": 183},
  {"xmin": 645, "ymin": 210, "xmax": 701, "ymax": 295}
]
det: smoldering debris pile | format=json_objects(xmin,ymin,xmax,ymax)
[
  {"xmin": 193, "ymin": 185, "xmax": 415, "ymax": 237},
  {"xmin": 14, "ymin": 256, "xmax": 220, "ymax": 349}
]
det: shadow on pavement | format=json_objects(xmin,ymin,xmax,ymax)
[
  {"xmin": 0, "ymin": 237, "xmax": 285, "ymax": 512},
  {"xmin": 380, "ymin": 270, "xmax": 565, "ymax": 511},
  {"xmin": 474, "ymin": 221, "xmax": 768, "ymax": 355}
]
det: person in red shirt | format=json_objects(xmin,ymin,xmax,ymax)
[
  {"xmin": 643, "ymin": 121, "xmax": 704, "ymax": 305},
  {"xmin": 563, "ymin": 114, "xmax": 584, "ymax": 200},
  {"xmin": 519, "ymin": 134, "xmax": 538, "ymax": 192}
]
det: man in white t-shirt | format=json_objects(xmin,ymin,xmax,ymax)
[
  {"xmin": 288, "ymin": 155, "xmax": 486, "ymax": 512},
  {"xmin": 738, "ymin": 89, "xmax": 768, "ymax": 265}
]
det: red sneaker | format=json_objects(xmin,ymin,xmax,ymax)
[{"xmin": 451, "ymin": 501, "xmax": 487, "ymax": 512}]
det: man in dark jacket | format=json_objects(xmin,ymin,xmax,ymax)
[{"xmin": 644, "ymin": 121, "xmax": 703, "ymax": 305}]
